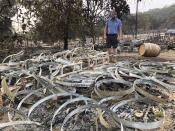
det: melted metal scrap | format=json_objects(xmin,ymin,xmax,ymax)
[
  {"xmin": 110, "ymin": 98, "xmax": 165, "ymax": 130},
  {"xmin": 0, "ymin": 121, "xmax": 41, "ymax": 129},
  {"xmin": 2, "ymin": 50, "xmax": 24, "ymax": 63},
  {"xmin": 0, "ymin": 49, "xmax": 175, "ymax": 130}
]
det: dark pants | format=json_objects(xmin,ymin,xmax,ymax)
[{"xmin": 106, "ymin": 34, "xmax": 118, "ymax": 48}]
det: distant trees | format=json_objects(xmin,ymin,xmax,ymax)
[
  {"xmin": 111, "ymin": 0, "xmax": 130, "ymax": 18},
  {"xmin": 1, "ymin": 0, "xmax": 175, "ymax": 50},
  {"xmin": 122, "ymin": 14, "xmax": 135, "ymax": 35},
  {"xmin": 122, "ymin": 3, "xmax": 175, "ymax": 34},
  {"xmin": 18, "ymin": 0, "xmax": 84, "ymax": 49},
  {"xmin": 169, "ymin": 15, "xmax": 175, "ymax": 28},
  {"xmin": 1, "ymin": 0, "xmax": 130, "ymax": 49},
  {"xmin": 0, "ymin": 0, "xmax": 16, "ymax": 42},
  {"xmin": 15, "ymin": 0, "xmax": 130, "ymax": 49}
]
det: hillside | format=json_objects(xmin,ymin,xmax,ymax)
[{"xmin": 144, "ymin": 4, "xmax": 175, "ymax": 29}]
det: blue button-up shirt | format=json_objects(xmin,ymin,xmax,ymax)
[{"xmin": 106, "ymin": 18, "xmax": 122, "ymax": 34}]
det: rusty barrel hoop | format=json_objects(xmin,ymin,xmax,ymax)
[{"xmin": 0, "ymin": 91, "xmax": 2, "ymax": 107}]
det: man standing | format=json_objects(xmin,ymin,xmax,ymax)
[{"xmin": 104, "ymin": 10, "xmax": 122, "ymax": 62}]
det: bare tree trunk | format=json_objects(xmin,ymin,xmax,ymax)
[
  {"xmin": 64, "ymin": 28, "xmax": 68, "ymax": 50},
  {"xmin": 64, "ymin": 4, "xmax": 70, "ymax": 50},
  {"xmin": 93, "ymin": 35, "xmax": 96, "ymax": 45}
]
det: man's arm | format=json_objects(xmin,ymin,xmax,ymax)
[
  {"xmin": 118, "ymin": 26, "xmax": 122, "ymax": 42},
  {"xmin": 104, "ymin": 24, "xmax": 108, "ymax": 40}
]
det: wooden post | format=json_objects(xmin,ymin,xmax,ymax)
[{"xmin": 0, "ymin": 91, "xmax": 2, "ymax": 107}]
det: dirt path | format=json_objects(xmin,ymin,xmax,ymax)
[{"xmin": 116, "ymin": 50, "xmax": 175, "ymax": 62}]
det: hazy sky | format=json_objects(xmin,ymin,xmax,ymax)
[{"xmin": 128, "ymin": 0, "xmax": 175, "ymax": 13}]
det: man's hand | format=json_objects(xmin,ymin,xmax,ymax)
[
  {"xmin": 117, "ymin": 36, "xmax": 120, "ymax": 42},
  {"xmin": 104, "ymin": 35, "xmax": 107, "ymax": 40},
  {"xmin": 104, "ymin": 25, "xmax": 107, "ymax": 40},
  {"xmin": 118, "ymin": 26, "xmax": 122, "ymax": 42}
]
